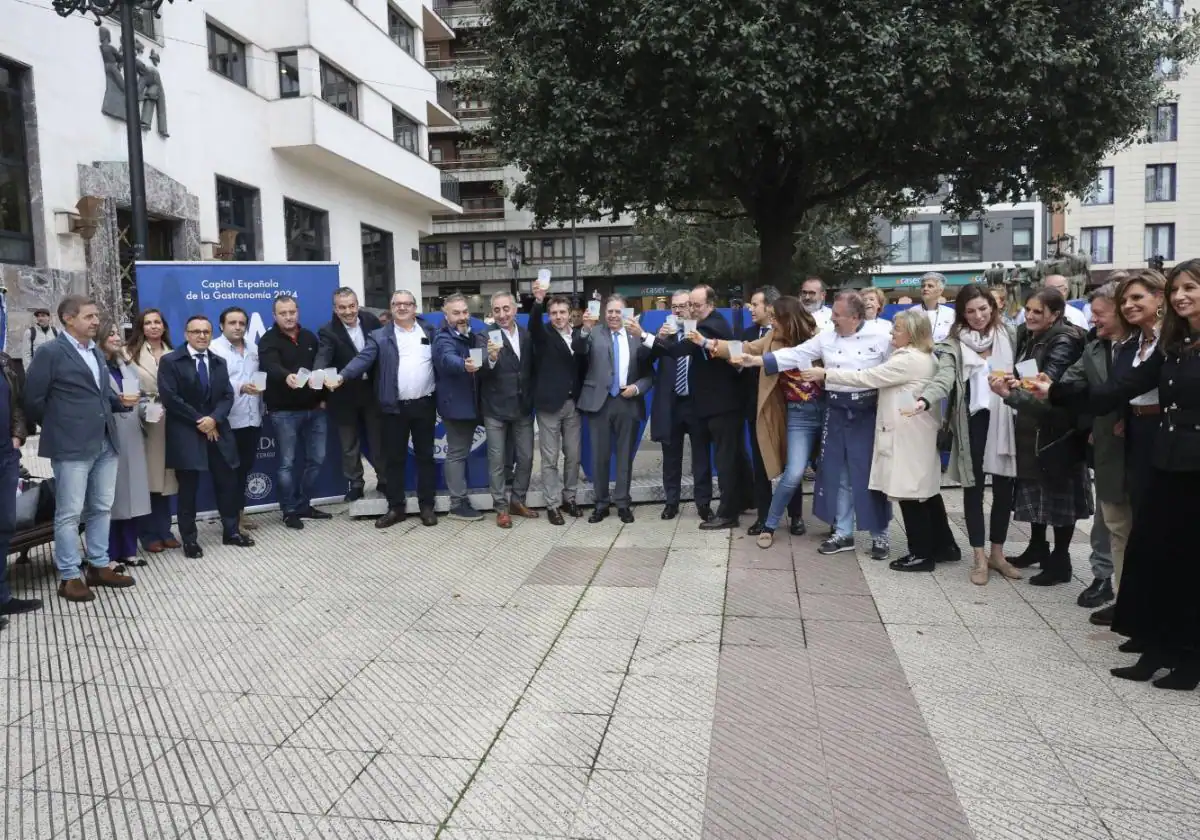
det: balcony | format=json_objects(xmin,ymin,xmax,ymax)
[
  {"xmin": 424, "ymin": 0, "xmax": 455, "ymax": 41},
  {"xmin": 441, "ymin": 173, "xmax": 461, "ymax": 204},
  {"xmin": 434, "ymin": 155, "xmax": 501, "ymax": 171},
  {"xmin": 427, "ymin": 80, "xmax": 459, "ymax": 128},
  {"xmin": 427, "ymin": 49, "xmax": 489, "ymax": 72},
  {"xmin": 430, "ymin": 105, "xmax": 492, "ymax": 134},
  {"xmin": 433, "ymin": 195, "xmax": 504, "ymax": 222},
  {"xmin": 440, "ymin": 0, "xmax": 488, "ymax": 27}
]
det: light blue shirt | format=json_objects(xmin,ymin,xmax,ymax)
[
  {"xmin": 71, "ymin": 337, "xmax": 102, "ymax": 389},
  {"xmin": 210, "ymin": 334, "xmax": 263, "ymax": 429}
]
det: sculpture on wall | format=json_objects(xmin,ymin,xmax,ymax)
[
  {"xmin": 98, "ymin": 27, "xmax": 126, "ymax": 120},
  {"xmin": 98, "ymin": 28, "xmax": 168, "ymax": 138},
  {"xmin": 136, "ymin": 43, "xmax": 168, "ymax": 137}
]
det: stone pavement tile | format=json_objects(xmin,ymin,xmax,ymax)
[
  {"xmin": 960, "ymin": 799, "xmax": 1112, "ymax": 840},
  {"xmin": 830, "ymin": 788, "xmax": 974, "ymax": 840},
  {"xmin": 706, "ymin": 720, "xmax": 826, "ymax": 786},
  {"xmin": 1018, "ymin": 697, "xmax": 1161, "ymax": 749},
  {"xmin": 542, "ymin": 637, "xmax": 638, "ymax": 673},
  {"xmin": 1, "ymin": 788, "xmax": 100, "ymax": 839},
  {"xmin": 558, "ymin": 608, "xmax": 646, "ymax": 640},
  {"xmin": 595, "ymin": 716, "xmax": 713, "ymax": 775},
  {"xmin": 887, "ymin": 623, "xmax": 982, "ymax": 661},
  {"xmin": 330, "ymin": 753, "xmax": 474, "ymax": 824},
  {"xmin": 2, "ymin": 678, "xmax": 85, "ymax": 726},
  {"xmin": 20, "ymin": 731, "xmax": 172, "ymax": 797},
  {"xmin": 936, "ymin": 738, "xmax": 1085, "ymax": 804},
  {"xmin": 821, "ymin": 731, "xmax": 955, "ymax": 794},
  {"xmin": 804, "ymin": 617, "xmax": 895, "ymax": 655},
  {"xmin": 722, "ymin": 616, "xmax": 807, "ymax": 647},
  {"xmin": 629, "ymin": 640, "xmax": 720, "ymax": 679},
  {"xmin": 505, "ymin": 584, "xmax": 587, "ymax": 612},
  {"xmin": 440, "ymin": 830, "xmax": 575, "ymax": 840},
  {"xmin": 792, "ymin": 559, "xmax": 872, "ymax": 596},
  {"xmin": 90, "ymin": 687, "xmax": 238, "ymax": 741},
  {"xmin": 118, "ymin": 738, "xmax": 273, "ymax": 806},
  {"xmin": 304, "ymin": 627, "xmax": 406, "ymax": 663},
  {"xmin": 808, "ymin": 645, "xmax": 909, "ymax": 690},
  {"xmin": 640, "ymin": 612, "xmax": 722, "ymax": 644},
  {"xmin": 899, "ymin": 654, "xmax": 1009, "ymax": 695},
  {"xmin": 519, "ymin": 668, "xmax": 625, "ymax": 715},
  {"xmin": 970, "ymin": 625, "xmax": 1081, "ymax": 662},
  {"xmin": 951, "ymin": 597, "xmax": 1048, "ymax": 628},
  {"xmin": 702, "ymin": 777, "xmax": 836, "ymax": 839},
  {"xmin": 910, "ymin": 690, "xmax": 1045, "ymax": 742},
  {"xmin": 304, "ymin": 818, "xmax": 437, "ymax": 839},
  {"xmin": 1100, "ymin": 810, "xmax": 1200, "ymax": 840},
  {"xmin": 3, "ymin": 725, "xmax": 74, "ymax": 785},
  {"xmin": 188, "ymin": 693, "xmax": 324, "ymax": 747},
  {"xmin": 723, "ymin": 569, "xmax": 801, "ymax": 618},
  {"xmin": 487, "ymin": 709, "xmax": 608, "ymax": 767},
  {"xmin": 814, "ymin": 686, "xmax": 928, "ymax": 736},
  {"xmin": 1056, "ymin": 627, "xmax": 1127, "ymax": 664},
  {"xmin": 990, "ymin": 656, "xmax": 1119, "ymax": 703},
  {"xmin": 250, "ymin": 656, "xmax": 366, "ymax": 700},
  {"xmin": 180, "ymin": 807, "xmax": 318, "ymax": 840},
  {"xmin": 70, "ymin": 798, "xmax": 207, "ymax": 840},
  {"xmin": 448, "ymin": 763, "xmax": 589, "ymax": 835},
  {"xmin": 222, "ymin": 746, "xmax": 373, "ymax": 816},
  {"xmin": 728, "ymin": 544, "xmax": 795, "ymax": 571},
  {"xmin": 385, "ymin": 703, "xmax": 509, "ymax": 760},
  {"xmin": 871, "ymin": 592, "xmax": 963, "ymax": 625},
  {"xmin": 425, "ymin": 664, "xmax": 536, "ymax": 708},
  {"xmin": 716, "ymin": 645, "xmax": 811, "ymax": 688},
  {"xmin": 801, "ymin": 593, "xmax": 879, "ymax": 622},
  {"xmin": 455, "ymin": 631, "xmax": 558, "ymax": 671},
  {"xmin": 714, "ymin": 667, "xmax": 817, "ymax": 725},
  {"xmin": 612, "ymin": 674, "xmax": 718, "ymax": 721},
  {"xmin": 524, "ymin": 548, "xmax": 608, "ymax": 586},
  {"xmin": 571, "ymin": 770, "xmax": 706, "ymax": 840},
  {"xmin": 1053, "ymin": 744, "xmax": 1200, "ymax": 811},
  {"xmin": 577, "ymin": 587, "xmax": 655, "ymax": 614},
  {"xmin": 1130, "ymin": 701, "xmax": 1200, "ymax": 748},
  {"xmin": 485, "ymin": 606, "xmax": 574, "ymax": 638},
  {"xmin": 1098, "ymin": 669, "xmax": 1200, "ymax": 707},
  {"xmin": 283, "ymin": 698, "xmax": 412, "ymax": 752},
  {"xmin": 410, "ymin": 604, "xmax": 504, "ymax": 635}
]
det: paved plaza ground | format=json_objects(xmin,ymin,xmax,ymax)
[{"xmin": 3, "ymin": 449, "xmax": 1200, "ymax": 839}]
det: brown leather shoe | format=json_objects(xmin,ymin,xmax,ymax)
[
  {"xmin": 144, "ymin": 541, "xmax": 165, "ymax": 553},
  {"xmin": 163, "ymin": 538, "xmax": 181, "ymax": 549},
  {"xmin": 496, "ymin": 511, "xmax": 512, "ymax": 529},
  {"xmin": 58, "ymin": 578, "xmax": 95, "ymax": 602},
  {"xmin": 85, "ymin": 566, "xmax": 136, "ymax": 589},
  {"xmin": 509, "ymin": 502, "xmax": 540, "ymax": 519}
]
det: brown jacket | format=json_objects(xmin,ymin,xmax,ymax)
[
  {"xmin": 0, "ymin": 352, "xmax": 29, "ymax": 443},
  {"xmin": 712, "ymin": 333, "xmax": 788, "ymax": 479}
]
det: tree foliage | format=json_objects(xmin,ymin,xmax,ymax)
[{"xmin": 482, "ymin": 0, "xmax": 1199, "ymax": 285}]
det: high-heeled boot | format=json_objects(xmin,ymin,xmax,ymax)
[{"xmin": 1111, "ymin": 652, "xmax": 1170, "ymax": 682}]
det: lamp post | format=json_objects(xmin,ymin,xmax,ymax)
[{"xmin": 51, "ymin": 1, "xmax": 188, "ymax": 262}]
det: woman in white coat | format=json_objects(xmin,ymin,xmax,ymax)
[{"xmin": 799, "ymin": 309, "xmax": 955, "ymax": 571}]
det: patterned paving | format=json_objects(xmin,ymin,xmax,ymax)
[{"xmin": 2, "ymin": 448, "xmax": 1199, "ymax": 838}]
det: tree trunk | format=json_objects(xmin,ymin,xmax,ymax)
[{"xmin": 756, "ymin": 211, "xmax": 799, "ymax": 292}]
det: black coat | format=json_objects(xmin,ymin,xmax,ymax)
[
  {"xmin": 658, "ymin": 309, "xmax": 740, "ymax": 419},
  {"xmin": 258, "ymin": 325, "xmax": 322, "ymax": 412},
  {"xmin": 314, "ymin": 311, "xmax": 382, "ymax": 421},
  {"xmin": 157, "ymin": 346, "xmax": 237, "ymax": 471},
  {"xmin": 1004, "ymin": 321, "xmax": 1086, "ymax": 479},
  {"xmin": 479, "ymin": 324, "xmax": 535, "ymax": 421},
  {"xmin": 740, "ymin": 322, "xmax": 771, "ymax": 419},
  {"xmin": 649, "ymin": 332, "xmax": 693, "ymax": 442},
  {"xmin": 528, "ymin": 301, "xmax": 585, "ymax": 414}
]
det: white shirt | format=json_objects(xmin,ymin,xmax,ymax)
[
  {"xmin": 210, "ymin": 335, "xmax": 263, "ymax": 429},
  {"xmin": 345, "ymin": 319, "xmax": 365, "ymax": 352},
  {"xmin": 770, "ymin": 325, "xmax": 893, "ymax": 393},
  {"xmin": 811, "ymin": 305, "xmax": 834, "ymax": 334},
  {"xmin": 70, "ymin": 336, "xmax": 102, "ymax": 389},
  {"xmin": 501, "ymin": 324, "xmax": 521, "ymax": 360},
  {"xmin": 1129, "ymin": 330, "xmax": 1161, "ymax": 406},
  {"xmin": 393, "ymin": 323, "xmax": 434, "ymax": 400},
  {"xmin": 557, "ymin": 329, "xmax": 574, "ymax": 351},
  {"xmin": 611, "ymin": 328, "xmax": 631, "ymax": 389},
  {"xmin": 910, "ymin": 304, "xmax": 955, "ymax": 343},
  {"xmin": 1016, "ymin": 305, "xmax": 1089, "ymax": 331}
]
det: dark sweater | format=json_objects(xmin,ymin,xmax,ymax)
[{"xmin": 258, "ymin": 324, "xmax": 323, "ymax": 412}]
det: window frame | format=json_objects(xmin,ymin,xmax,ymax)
[
  {"xmin": 1080, "ymin": 226, "xmax": 1114, "ymax": 264},
  {"xmin": 598, "ymin": 234, "xmax": 641, "ymax": 262},
  {"xmin": 1144, "ymin": 223, "xmax": 1176, "ymax": 261},
  {"xmin": 0, "ymin": 58, "xmax": 34, "ymax": 266},
  {"xmin": 938, "ymin": 219, "xmax": 983, "ymax": 263},
  {"xmin": 1150, "ymin": 103, "xmax": 1178, "ymax": 143},
  {"xmin": 1082, "ymin": 167, "xmax": 1114, "ymax": 206},
  {"xmin": 215, "ymin": 177, "xmax": 260, "ymax": 262},
  {"xmin": 1011, "ymin": 217, "xmax": 1034, "ymax": 262},
  {"xmin": 1145, "ymin": 163, "xmax": 1177, "ymax": 203},
  {"xmin": 277, "ymin": 51, "xmax": 301, "ymax": 99},
  {"xmin": 206, "ymin": 22, "xmax": 248, "ymax": 87},
  {"xmin": 519, "ymin": 236, "xmax": 585, "ymax": 265},
  {"xmin": 360, "ymin": 224, "xmax": 395, "ymax": 310},
  {"xmin": 889, "ymin": 221, "xmax": 933, "ymax": 264},
  {"xmin": 283, "ymin": 198, "xmax": 330, "ymax": 262},
  {"xmin": 460, "ymin": 239, "xmax": 508, "ymax": 266},
  {"xmin": 420, "ymin": 242, "xmax": 448, "ymax": 269},
  {"xmin": 388, "ymin": 4, "xmax": 417, "ymax": 57},
  {"xmin": 392, "ymin": 109, "xmax": 420, "ymax": 155},
  {"xmin": 319, "ymin": 59, "xmax": 359, "ymax": 120}
]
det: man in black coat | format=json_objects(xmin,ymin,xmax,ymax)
[
  {"xmin": 157, "ymin": 314, "xmax": 254, "ymax": 558},
  {"xmin": 314, "ymin": 287, "xmax": 385, "ymax": 501}
]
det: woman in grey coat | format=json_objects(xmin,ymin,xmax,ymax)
[{"xmin": 101, "ymin": 318, "xmax": 152, "ymax": 567}]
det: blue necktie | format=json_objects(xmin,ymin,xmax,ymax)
[
  {"xmin": 610, "ymin": 332, "xmax": 621, "ymax": 397},
  {"xmin": 675, "ymin": 333, "xmax": 689, "ymax": 396},
  {"xmin": 196, "ymin": 353, "xmax": 210, "ymax": 396}
]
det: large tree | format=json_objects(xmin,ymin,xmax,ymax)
[{"xmin": 483, "ymin": 0, "xmax": 1197, "ymax": 287}]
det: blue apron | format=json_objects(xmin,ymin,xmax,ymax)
[{"xmin": 813, "ymin": 390, "xmax": 891, "ymax": 533}]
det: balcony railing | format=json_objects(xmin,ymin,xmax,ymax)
[
  {"xmin": 427, "ymin": 49, "xmax": 490, "ymax": 71},
  {"xmin": 457, "ymin": 106, "xmax": 492, "ymax": 121},
  {"xmin": 441, "ymin": 173, "xmax": 461, "ymax": 205},
  {"xmin": 432, "ymin": 0, "xmax": 451, "ymax": 15},
  {"xmin": 436, "ymin": 80, "xmax": 456, "ymax": 114},
  {"xmin": 444, "ymin": 1, "xmax": 485, "ymax": 17},
  {"xmin": 434, "ymin": 156, "xmax": 501, "ymax": 170},
  {"xmin": 433, "ymin": 195, "xmax": 504, "ymax": 221}
]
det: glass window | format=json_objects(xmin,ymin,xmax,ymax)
[
  {"xmin": 420, "ymin": 242, "xmax": 447, "ymax": 269},
  {"xmin": 207, "ymin": 23, "xmax": 247, "ymax": 87},
  {"xmin": 320, "ymin": 60, "xmax": 358, "ymax": 119},
  {"xmin": 939, "ymin": 220, "xmax": 982, "ymax": 262},
  {"xmin": 889, "ymin": 222, "xmax": 932, "ymax": 264},
  {"xmin": 1160, "ymin": 0, "xmax": 1183, "ymax": 19},
  {"xmin": 460, "ymin": 240, "xmax": 507, "ymax": 266},
  {"xmin": 1011, "ymin": 217, "xmax": 1034, "ymax": 262},
  {"xmin": 1083, "ymin": 168, "xmax": 1114, "ymax": 205},
  {"xmin": 278, "ymin": 51, "xmax": 300, "ymax": 99},
  {"xmin": 1080, "ymin": 227, "xmax": 1113, "ymax": 264},
  {"xmin": 0, "ymin": 58, "xmax": 33, "ymax": 265},
  {"xmin": 284, "ymin": 199, "xmax": 329, "ymax": 262},
  {"xmin": 388, "ymin": 5, "xmax": 416, "ymax": 56},
  {"xmin": 1145, "ymin": 223, "xmax": 1175, "ymax": 261},
  {"xmin": 392, "ymin": 110, "xmax": 419, "ymax": 154},
  {"xmin": 215, "ymin": 178, "xmax": 259, "ymax": 261},
  {"xmin": 361, "ymin": 225, "xmax": 394, "ymax": 309},
  {"xmin": 1146, "ymin": 164, "xmax": 1177, "ymax": 202},
  {"xmin": 598, "ymin": 234, "xmax": 641, "ymax": 262},
  {"xmin": 1150, "ymin": 103, "xmax": 1178, "ymax": 143},
  {"xmin": 520, "ymin": 236, "xmax": 585, "ymax": 264}
]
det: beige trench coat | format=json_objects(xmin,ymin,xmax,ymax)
[{"xmin": 125, "ymin": 343, "xmax": 178, "ymax": 496}]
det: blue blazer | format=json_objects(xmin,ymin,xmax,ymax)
[
  {"xmin": 341, "ymin": 319, "xmax": 438, "ymax": 414},
  {"xmin": 24, "ymin": 332, "xmax": 126, "ymax": 460},
  {"xmin": 157, "ymin": 346, "xmax": 238, "ymax": 471},
  {"xmin": 431, "ymin": 322, "xmax": 485, "ymax": 422}
]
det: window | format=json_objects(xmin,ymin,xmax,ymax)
[
  {"xmin": 1156, "ymin": 57, "xmax": 1179, "ymax": 80},
  {"xmin": 1083, "ymin": 168, "xmax": 1114, "ymax": 205},
  {"xmin": 215, "ymin": 178, "xmax": 259, "ymax": 261},
  {"xmin": 520, "ymin": 237, "xmax": 585, "ymax": 264},
  {"xmin": 1145, "ymin": 223, "xmax": 1175, "ymax": 261},
  {"xmin": 284, "ymin": 199, "xmax": 329, "ymax": 262},
  {"xmin": 889, "ymin": 222, "xmax": 932, "ymax": 264},
  {"xmin": 420, "ymin": 242, "xmax": 447, "ymax": 269},
  {"xmin": 939, "ymin": 220, "xmax": 982, "ymax": 262},
  {"xmin": 278, "ymin": 52, "xmax": 300, "ymax": 98},
  {"xmin": 460, "ymin": 240, "xmax": 507, "ymax": 266},
  {"xmin": 1011, "ymin": 217, "xmax": 1034, "ymax": 262},
  {"xmin": 429, "ymin": 146, "xmax": 445, "ymax": 163},
  {"xmin": 392, "ymin": 110, "xmax": 419, "ymax": 154},
  {"xmin": 107, "ymin": 8, "xmax": 156, "ymax": 38},
  {"xmin": 388, "ymin": 5, "xmax": 416, "ymax": 56},
  {"xmin": 1150, "ymin": 103, "xmax": 1178, "ymax": 142},
  {"xmin": 1080, "ymin": 227, "xmax": 1113, "ymax": 264},
  {"xmin": 1160, "ymin": 0, "xmax": 1183, "ymax": 20},
  {"xmin": 361, "ymin": 225, "xmax": 395, "ymax": 309},
  {"xmin": 598, "ymin": 234, "xmax": 641, "ymax": 262},
  {"xmin": 320, "ymin": 60, "xmax": 358, "ymax": 119},
  {"xmin": 207, "ymin": 23, "xmax": 247, "ymax": 87},
  {"xmin": 0, "ymin": 59, "xmax": 33, "ymax": 265},
  {"xmin": 1146, "ymin": 164, "xmax": 1177, "ymax": 202}
]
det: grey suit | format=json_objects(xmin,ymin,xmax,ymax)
[{"xmin": 578, "ymin": 326, "xmax": 653, "ymax": 508}]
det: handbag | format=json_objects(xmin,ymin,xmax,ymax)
[{"xmin": 936, "ymin": 384, "xmax": 955, "ymax": 453}]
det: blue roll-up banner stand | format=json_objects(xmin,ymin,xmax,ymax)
[{"xmin": 134, "ymin": 261, "xmax": 345, "ymax": 515}]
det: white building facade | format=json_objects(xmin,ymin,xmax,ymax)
[{"xmin": 0, "ymin": 0, "xmax": 460, "ymax": 346}]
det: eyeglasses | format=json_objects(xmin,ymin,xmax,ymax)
[
  {"xmin": 393, "ymin": 301, "xmax": 416, "ymax": 309},
  {"xmin": 186, "ymin": 329, "xmax": 212, "ymax": 336}
]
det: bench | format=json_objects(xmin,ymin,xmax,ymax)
[{"xmin": 11, "ymin": 521, "xmax": 54, "ymax": 565}]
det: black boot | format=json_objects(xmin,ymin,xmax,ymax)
[
  {"xmin": 1006, "ymin": 540, "xmax": 1050, "ymax": 569},
  {"xmin": 1111, "ymin": 652, "xmax": 1170, "ymax": 682},
  {"xmin": 1029, "ymin": 549, "xmax": 1072, "ymax": 586},
  {"xmin": 1119, "ymin": 637, "xmax": 1147, "ymax": 654},
  {"xmin": 1154, "ymin": 661, "xmax": 1200, "ymax": 692}
]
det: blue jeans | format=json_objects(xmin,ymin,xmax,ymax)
[
  {"xmin": 834, "ymin": 445, "xmax": 887, "ymax": 541},
  {"xmin": 765, "ymin": 401, "xmax": 824, "ymax": 531},
  {"xmin": 52, "ymin": 437, "xmax": 120, "ymax": 581},
  {"xmin": 272, "ymin": 410, "xmax": 328, "ymax": 515}
]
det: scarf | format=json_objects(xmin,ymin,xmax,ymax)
[{"xmin": 962, "ymin": 327, "xmax": 1017, "ymax": 477}]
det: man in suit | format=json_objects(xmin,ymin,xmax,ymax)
[
  {"xmin": 649, "ymin": 289, "xmax": 713, "ymax": 521},
  {"xmin": 480, "ymin": 291, "xmax": 537, "ymax": 529},
  {"xmin": 336, "ymin": 289, "xmax": 439, "ymax": 529},
  {"xmin": 432, "ymin": 294, "xmax": 486, "ymax": 521},
  {"xmin": 529, "ymin": 284, "xmax": 585, "ymax": 525},
  {"xmin": 158, "ymin": 315, "xmax": 255, "ymax": 558},
  {"xmin": 314, "ymin": 287, "xmax": 385, "ymax": 502},
  {"xmin": 24, "ymin": 295, "xmax": 139, "ymax": 602},
  {"xmin": 577, "ymin": 294, "xmax": 654, "ymax": 524}
]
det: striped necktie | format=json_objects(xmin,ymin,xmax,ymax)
[{"xmin": 675, "ymin": 334, "xmax": 689, "ymax": 396}]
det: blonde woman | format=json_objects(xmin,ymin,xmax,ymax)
[
  {"xmin": 799, "ymin": 309, "xmax": 956, "ymax": 571},
  {"xmin": 125, "ymin": 309, "xmax": 179, "ymax": 552}
]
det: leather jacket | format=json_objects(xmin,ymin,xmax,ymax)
[{"xmin": 0, "ymin": 352, "xmax": 29, "ymax": 444}]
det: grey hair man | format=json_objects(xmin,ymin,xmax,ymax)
[{"xmin": 909, "ymin": 272, "xmax": 956, "ymax": 342}]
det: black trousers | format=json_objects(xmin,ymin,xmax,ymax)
[
  {"xmin": 661, "ymin": 396, "xmax": 712, "ymax": 506},
  {"xmin": 383, "ymin": 395, "xmax": 437, "ymax": 511},
  {"xmin": 177, "ymin": 443, "xmax": 240, "ymax": 543},
  {"xmin": 749, "ymin": 417, "xmax": 803, "ymax": 522},
  {"xmin": 898, "ymin": 496, "xmax": 955, "ymax": 560},
  {"xmin": 962, "ymin": 409, "xmax": 1015, "ymax": 548},
  {"xmin": 232, "ymin": 426, "xmax": 259, "ymax": 513},
  {"xmin": 706, "ymin": 410, "xmax": 749, "ymax": 520}
]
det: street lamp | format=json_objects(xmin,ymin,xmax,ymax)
[{"xmin": 52, "ymin": 1, "xmax": 189, "ymax": 262}]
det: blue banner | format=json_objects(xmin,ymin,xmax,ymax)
[{"xmin": 134, "ymin": 261, "xmax": 345, "ymax": 512}]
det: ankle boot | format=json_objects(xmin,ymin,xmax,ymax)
[
  {"xmin": 1111, "ymin": 652, "xmax": 1169, "ymax": 682},
  {"xmin": 1153, "ymin": 661, "xmax": 1200, "ymax": 692},
  {"xmin": 988, "ymin": 550, "xmax": 1022, "ymax": 580},
  {"xmin": 1006, "ymin": 540, "xmax": 1050, "ymax": 569},
  {"xmin": 1029, "ymin": 549, "xmax": 1072, "ymax": 586},
  {"xmin": 1119, "ymin": 637, "xmax": 1147, "ymax": 654},
  {"xmin": 969, "ymin": 553, "xmax": 989, "ymax": 586}
]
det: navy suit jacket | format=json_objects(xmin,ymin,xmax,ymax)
[
  {"xmin": 341, "ymin": 318, "xmax": 438, "ymax": 413},
  {"xmin": 649, "ymin": 332, "xmax": 692, "ymax": 442},
  {"xmin": 157, "ymin": 346, "xmax": 238, "ymax": 471},
  {"xmin": 24, "ymin": 332, "xmax": 127, "ymax": 460}
]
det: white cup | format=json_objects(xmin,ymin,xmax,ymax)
[
  {"xmin": 587, "ymin": 301, "xmax": 601, "ymax": 318},
  {"xmin": 294, "ymin": 368, "xmax": 311, "ymax": 388},
  {"xmin": 145, "ymin": 402, "xmax": 164, "ymax": 423},
  {"xmin": 1015, "ymin": 359, "xmax": 1039, "ymax": 380},
  {"xmin": 321, "ymin": 367, "xmax": 341, "ymax": 387},
  {"xmin": 622, "ymin": 307, "xmax": 634, "ymax": 321},
  {"xmin": 121, "ymin": 378, "xmax": 139, "ymax": 397},
  {"xmin": 537, "ymin": 269, "xmax": 552, "ymax": 289},
  {"xmin": 308, "ymin": 369, "xmax": 326, "ymax": 389},
  {"xmin": 250, "ymin": 371, "xmax": 268, "ymax": 391},
  {"xmin": 665, "ymin": 314, "xmax": 678, "ymax": 332},
  {"xmin": 727, "ymin": 340, "xmax": 743, "ymax": 360},
  {"xmin": 683, "ymin": 319, "xmax": 698, "ymax": 334},
  {"xmin": 488, "ymin": 330, "xmax": 503, "ymax": 346},
  {"xmin": 468, "ymin": 348, "xmax": 483, "ymax": 367}
]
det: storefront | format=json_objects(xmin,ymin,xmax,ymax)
[{"xmin": 870, "ymin": 270, "xmax": 987, "ymax": 302}]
